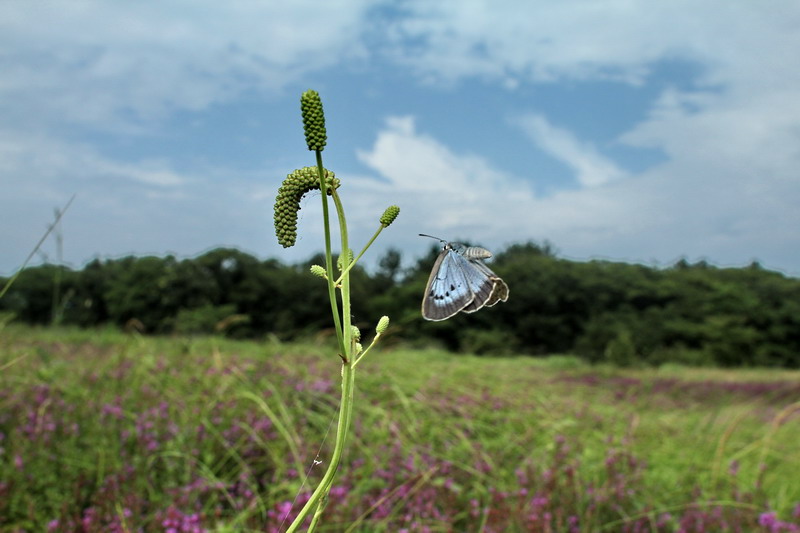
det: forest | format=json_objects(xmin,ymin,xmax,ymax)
[{"xmin": 2, "ymin": 242, "xmax": 799, "ymax": 368}]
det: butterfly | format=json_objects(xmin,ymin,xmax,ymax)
[{"xmin": 420, "ymin": 234, "xmax": 509, "ymax": 321}]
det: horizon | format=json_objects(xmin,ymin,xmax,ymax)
[{"xmin": 7, "ymin": 238, "xmax": 792, "ymax": 280}]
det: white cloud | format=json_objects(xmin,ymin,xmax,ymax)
[
  {"xmin": 0, "ymin": 1, "xmax": 373, "ymax": 129},
  {"xmin": 0, "ymin": 131, "xmax": 189, "ymax": 190},
  {"xmin": 0, "ymin": 0, "xmax": 378, "ymax": 272},
  {"xmin": 515, "ymin": 114, "xmax": 628, "ymax": 187},
  {"xmin": 387, "ymin": 1, "xmax": 800, "ymax": 87},
  {"xmin": 371, "ymin": 1, "xmax": 800, "ymax": 271},
  {"xmin": 353, "ymin": 116, "xmax": 529, "ymax": 235},
  {"xmin": 351, "ymin": 116, "xmax": 800, "ymax": 274},
  {"xmin": 2, "ymin": 0, "xmax": 800, "ymax": 275},
  {"xmin": 387, "ymin": 2, "xmax": 800, "ymax": 186},
  {"xmin": 91, "ymin": 159, "xmax": 189, "ymax": 188},
  {"xmin": 0, "ymin": 130, "xmax": 266, "ymax": 272}
]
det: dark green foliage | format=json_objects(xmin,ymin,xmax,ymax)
[
  {"xmin": 2, "ymin": 243, "xmax": 799, "ymax": 367},
  {"xmin": 1, "ymin": 264, "xmax": 71, "ymax": 324}
]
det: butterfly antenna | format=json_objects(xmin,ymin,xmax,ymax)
[{"xmin": 418, "ymin": 233, "xmax": 447, "ymax": 243}]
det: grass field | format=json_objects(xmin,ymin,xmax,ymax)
[{"xmin": 1, "ymin": 324, "xmax": 799, "ymax": 532}]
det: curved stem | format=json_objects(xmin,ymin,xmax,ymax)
[
  {"xmin": 331, "ymin": 186, "xmax": 357, "ymax": 482},
  {"xmin": 331, "ymin": 189, "xmax": 352, "ymax": 362}
]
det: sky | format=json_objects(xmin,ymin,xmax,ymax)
[{"xmin": 2, "ymin": 1, "xmax": 800, "ymax": 277}]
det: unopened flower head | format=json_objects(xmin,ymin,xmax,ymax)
[
  {"xmin": 380, "ymin": 205, "xmax": 400, "ymax": 227},
  {"xmin": 310, "ymin": 265, "xmax": 327, "ymax": 279},
  {"xmin": 376, "ymin": 316, "xmax": 390, "ymax": 334}
]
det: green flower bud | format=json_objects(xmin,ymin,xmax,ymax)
[
  {"xmin": 351, "ymin": 325, "xmax": 361, "ymax": 342},
  {"xmin": 310, "ymin": 265, "xmax": 327, "ymax": 279},
  {"xmin": 273, "ymin": 167, "xmax": 340, "ymax": 247},
  {"xmin": 355, "ymin": 342, "xmax": 363, "ymax": 355},
  {"xmin": 376, "ymin": 316, "xmax": 390, "ymax": 334},
  {"xmin": 300, "ymin": 90, "xmax": 327, "ymax": 152},
  {"xmin": 380, "ymin": 205, "xmax": 400, "ymax": 227}
]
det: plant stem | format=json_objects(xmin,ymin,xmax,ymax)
[
  {"xmin": 333, "ymin": 225, "xmax": 384, "ymax": 286},
  {"xmin": 287, "ymin": 155, "xmax": 357, "ymax": 533},
  {"xmin": 307, "ymin": 493, "xmax": 328, "ymax": 531},
  {"xmin": 286, "ymin": 362, "xmax": 355, "ymax": 532},
  {"xmin": 314, "ymin": 151, "xmax": 346, "ymax": 356},
  {"xmin": 352, "ymin": 334, "xmax": 381, "ymax": 368},
  {"xmin": 0, "ymin": 194, "xmax": 75, "ymax": 300},
  {"xmin": 331, "ymin": 189, "xmax": 352, "ymax": 362}
]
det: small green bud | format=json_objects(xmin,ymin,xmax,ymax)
[
  {"xmin": 310, "ymin": 265, "xmax": 327, "ymax": 279},
  {"xmin": 355, "ymin": 342, "xmax": 363, "ymax": 355},
  {"xmin": 351, "ymin": 325, "xmax": 361, "ymax": 342},
  {"xmin": 380, "ymin": 205, "xmax": 400, "ymax": 227},
  {"xmin": 376, "ymin": 316, "xmax": 390, "ymax": 334},
  {"xmin": 300, "ymin": 90, "xmax": 327, "ymax": 152}
]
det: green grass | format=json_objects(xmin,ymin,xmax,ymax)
[{"xmin": 1, "ymin": 324, "xmax": 798, "ymax": 531}]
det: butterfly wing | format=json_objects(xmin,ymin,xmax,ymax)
[
  {"xmin": 422, "ymin": 249, "xmax": 475, "ymax": 321},
  {"xmin": 460, "ymin": 258, "xmax": 498, "ymax": 313},
  {"xmin": 470, "ymin": 260, "xmax": 509, "ymax": 307},
  {"xmin": 486, "ymin": 279, "xmax": 510, "ymax": 307}
]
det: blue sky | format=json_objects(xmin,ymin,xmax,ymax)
[{"xmin": 2, "ymin": 1, "xmax": 800, "ymax": 276}]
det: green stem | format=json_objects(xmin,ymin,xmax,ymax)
[
  {"xmin": 287, "ymin": 158, "xmax": 357, "ymax": 533},
  {"xmin": 331, "ymin": 185, "xmax": 357, "ymax": 483},
  {"xmin": 333, "ymin": 224, "xmax": 384, "ymax": 286},
  {"xmin": 331, "ymin": 189, "xmax": 352, "ymax": 361},
  {"xmin": 0, "ymin": 194, "xmax": 75, "ymax": 301},
  {"xmin": 286, "ymin": 363, "xmax": 355, "ymax": 532},
  {"xmin": 307, "ymin": 493, "xmax": 328, "ymax": 531},
  {"xmin": 352, "ymin": 333, "xmax": 381, "ymax": 368},
  {"xmin": 314, "ymin": 151, "xmax": 346, "ymax": 356}
]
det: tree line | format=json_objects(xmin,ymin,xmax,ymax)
[{"xmin": 2, "ymin": 243, "xmax": 799, "ymax": 367}]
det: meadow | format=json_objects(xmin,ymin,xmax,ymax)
[{"xmin": 1, "ymin": 324, "xmax": 799, "ymax": 532}]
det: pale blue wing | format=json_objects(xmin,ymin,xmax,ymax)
[
  {"xmin": 460, "ymin": 256, "xmax": 497, "ymax": 313},
  {"xmin": 422, "ymin": 249, "xmax": 474, "ymax": 321},
  {"xmin": 420, "ymin": 238, "xmax": 510, "ymax": 320}
]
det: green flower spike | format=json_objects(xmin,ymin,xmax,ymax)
[
  {"xmin": 274, "ymin": 166, "xmax": 340, "ymax": 248},
  {"xmin": 379, "ymin": 205, "xmax": 400, "ymax": 227},
  {"xmin": 300, "ymin": 90, "xmax": 327, "ymax": 152},
  {"xmin": 376, "ymin": 316, "xmax": 390, "ymax": 334},
  {"xmin": 310, "ymin": 265, "xmax": 327, "ymax": 279}
]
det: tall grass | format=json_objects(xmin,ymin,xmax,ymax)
[{"xmin": 1, "ymin": 325, "xmax": 799, "ymax": 531}]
